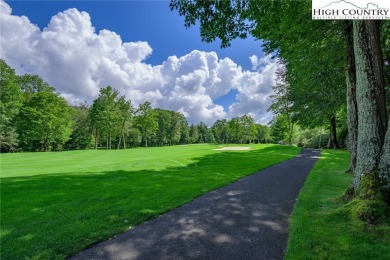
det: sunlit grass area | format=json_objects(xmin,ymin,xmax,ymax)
[
  {"xmin": 1, "ymin": 144, "xmax": 300, "ymax": 259},
  {"xmin": 285, "ymin": 150, "xmax": 390, "ymax": 259}
]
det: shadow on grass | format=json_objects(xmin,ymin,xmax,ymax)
[{"xmin": 1, "ymin": 145, "xmax": 301, "ymax": 259}]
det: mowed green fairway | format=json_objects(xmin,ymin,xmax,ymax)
[{"xmin": 1, "ymin": 144, "xmax": 300, "ymax": 259}]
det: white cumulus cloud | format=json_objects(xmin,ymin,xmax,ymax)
[
  {"xmin": 0, "ymin": 1, "xmax": 278, "ymax": 125},
  {"xmin": 229, "ymin": 56, "xmax": 281, "ymax": 124}
]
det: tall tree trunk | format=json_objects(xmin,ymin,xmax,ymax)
[
  {"xmin": 319, "ymin": 127, "xmax": 322, "ymax": 148},
  {"xmin": 117, "ymin": 135, "xmax": 122, "ymax": 150},
  {"xmin": 95, "ymin": 129, "xmax": 98, "ymax": 150},
  {"xmin": 288, "ymin": 122, "xmax": 294, "ymax": 146},
  {"xmin": 329, "ymin": 115, "xmax": 339, "ymax": 149},
  {"xmin": 344, "ymin": 20, "xmax": 358, "ymax": 172},
  {"xmin": 44, "ymin": 131, "xmax": 49, "ymax": 152},
  {"xmin": 117, "ymin": 121, "xmax": 125, "ymax": 149},
  {"xmin": 123, "ymin": 132, "xmax": 126, "ymax": 149},
  {"xmin": 353, "ymin": 20, "xmax": 388, "ymax": 194},
  {"xmin": 145, "ymin": 134, "xmax": 148, "ymax": 148}
]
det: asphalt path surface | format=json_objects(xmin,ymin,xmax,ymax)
[{"xmin": 70, "ymin": 149, "xmax": 320, "ymax": 260}]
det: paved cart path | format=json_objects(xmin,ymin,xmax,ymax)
[{"xmin": 70, "ymin": 149, "xmax": 320, "ymax": 260}]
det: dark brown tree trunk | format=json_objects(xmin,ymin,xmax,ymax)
[
  {"xmin": 344, "ymin": 20, "xmax": 358, "ymax": 172},
  {"xmin": 330, "ymin": 115, "xmax": 339, "ymax": 149},
  {"xmin": 353, "ymin": 20, "xmax": 388, "ymax": 194}
]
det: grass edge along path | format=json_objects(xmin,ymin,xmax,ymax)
[
  {"xmin": 285, "ymin": 150, "xmax": 390, "ymax": 259},
  {"xmin": 1, "ymin": 144, "xmax": 300, "ymax": 259}
]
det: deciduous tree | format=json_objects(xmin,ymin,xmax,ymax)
[
  {"xmin": 134, "ymin": 102, "xmax": 158, "ymax": 147},
  {"xmin": 66, "ymin": 103, "xmax": 93, "ymax": 150},
  {"xmin": 16, "ymin": 91, "xmax": 73, "ymax": 151},
  {"xmin": 0, "ymin": 60, "xmax": 23, "ymax": 152},
  {"xmin": 89, "ymin": 86, "xmax": 122, "ymax": 149},
  {"xmin": 170, "ymin": 0, "xmax": 390, "ymax": 204}
]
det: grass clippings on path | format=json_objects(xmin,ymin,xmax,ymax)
[
  {"xmin": 285, "ymin": 150, "xmax": 390, "ymax": 259},
  {"xmin": 1, "ymin": 144, "xmax": 300, "ymax": 259}
]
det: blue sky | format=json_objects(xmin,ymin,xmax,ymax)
[
  {"xmin": 9, "ymin": 1, "xmax": 262, "ymax": 69},
  {"xmin": 1, "ymin": 0, "xmax": 279, "ymax": 125}
]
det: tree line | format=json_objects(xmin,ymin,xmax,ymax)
[{"xmin": 1, "ymin": 59, "xmax": 278, "ymax": 152}]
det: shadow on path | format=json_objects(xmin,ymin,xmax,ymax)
[{"xmin": 70, "ymin": 149, "xmax": 320, "ymax": 260}]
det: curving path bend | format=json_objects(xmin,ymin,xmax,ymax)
[{"xmin": 70, "ymin": 149, "xmax": 320, "ymax": 260}]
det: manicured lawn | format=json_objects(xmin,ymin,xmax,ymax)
[
  {"xmin": 285, "ymin": 150, "xmax": 390, "ymax": 259},
  {"xmin": 0, "ymin": 144, "xmax": 300, "ymax": 259}
]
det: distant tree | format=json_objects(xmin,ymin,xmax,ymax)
[
  {"xmin": 270, "ymin": 114, "xmax": 290, "ymax": 144},
  {"xmin": 197, "ymin": 122, "xmax": 209, "ymax": 143},
  {"xmin": 116, "ymin": 96, "xmax": 133, "ymax": 149},
  {"xmin": 65, "ymin": 103, "xmax": 93, "ymax": 150},
  {"xmin": 134, "ymin": 102, "xmax": 158, "ymax": 147},
  {"xmin": 155, "ymin": 109, "xmax": 171, "ymax": 146},
  {"xmin": 16, "ymin": 91, "xmax": 73, "ymax": 151},
  {"xmin": 206, "ymin": 128, "xmax": 216, "ymax": 143},
  {"xmin": 179, "ymin": 115, "xmax": 190, "ymax": 144},
  {"xmin": 212, "ymin": 119, "xmax": 229, "ymax": 144},
  {"xmin": 268, "ymin": 64, "xmax": 295, "ymax": 146},
  {"xmin": 189, "ymin": 124, "xmax": 199, "ymax": 143},
  {"xmin": 89, "ymin": 86, "xmax": 122, "ymax": 149},
  {"xmin": 127, "ymin": 128, "xmax": 142, "ymax": 147},
  {"xmin": 168, "ymin": 111, "xmax": 182, "ymax": 145},
  {"xmin": 228, "ymin": 117, "xmax": 243, "ymax": 143},
  {"xmin": 240, "ymin": 114, "xmax": 257, "ymax": 143},
  {"xmin": 0, "ymin": 60, "xmax": 23, "ymax": 152},
  {"xmin": 18, "ymin": 74, "xmax": 55, "ymax": 101},
  {"xmin": 255, "ymin": 124, "xmax": 271, "ymax": 144}
]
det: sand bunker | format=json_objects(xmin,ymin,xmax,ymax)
[{"xmin": 215, "ymin": 146, "xmax": 251, "ymax": 151}]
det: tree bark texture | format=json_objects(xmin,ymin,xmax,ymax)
[
  {"xmin": 319, "ymin": 127, "xmax": 322, "ymax": 149},
  {"xmin": 117, "ymin": 135, "xmax": 122, "ymax": 150},
  {"xmin": 344, "ymin": 20, "xmax": 358, "ymax": 172},
  {"xmin": 379, "ymin": 119, "xmax": 390, "ymax": 200},
  {"xmin": 330, "ymin": 115, "xmax": 339, "ymax": 149},
  {"xmin": 353, "ymin": 20, "xmax": 388, "ymax": 192},
  {"xmin": 117, "ymin": 121, "xmax": 125, "ymax": 149}
]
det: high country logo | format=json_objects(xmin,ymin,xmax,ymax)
[{"xmin": 312, "ymin": 0, "xmax": 390, "ymax": 20}]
